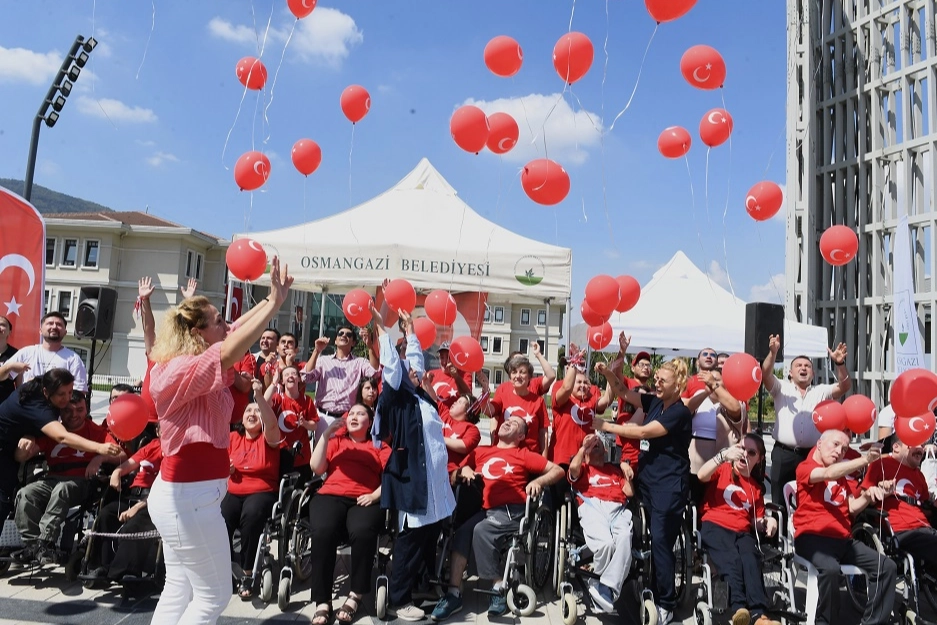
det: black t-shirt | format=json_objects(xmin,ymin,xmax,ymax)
[
  {"xmin": 0, "ymin": 387, "xmax": 60, "ymax": 458},
  {"xmin": 638, "ymin": 393, "xmax": 692, "ymax": 485},
  {"xmin": 0, "ymin": 344, "xmax": 17, "ymax": 405}
]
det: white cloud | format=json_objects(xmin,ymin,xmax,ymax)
[
  {"xmin": 207, "ymin": 8, "xmax": 363, "ymax": 68},
  {"xmin": 146, "ymin": 151, "xmax": 179, "ymax": 167},
  {"xmin": 135, "ymin": 139, "xmax": 156, "ymax": 148},
  {"xmin": 749, "ymin": 273, "xmax": 786, "ymax": 304},
  {"xmin": 90, "ymin": 29, "xmax": 113, "ymax": 59},
  {"xmin": 38, "ymin": 160, "xmax": 61, "ymax": 177},
  {"xmin": 464, "ymin": 93, "xmax": 604, "ymax": 165},
  {"xmin": 75, "ymin": 97, "xmax": 157, "ymax": 123},
  {"xmin": 707, "ymin": 260, "xmax": 730, "ymax": 288},
  {"xmin": 0, "ymin": 45, "xmax": 61, "ymax": 84}
]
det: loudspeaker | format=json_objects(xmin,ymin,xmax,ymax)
[
  {"xmin": 75, "ymin": 286, "xmax": 118, "ymax": 340},
  {"xmin": 745, "ymin": 302, "xmax": 784, "ymax": 362}
]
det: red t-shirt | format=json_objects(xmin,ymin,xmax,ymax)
[
  {"xmin": 317, "ymin": 435, "xmax": 391, "ymax": 499},
  {"xmin": 490, "ymin": 379, "xmax": 549, "ymax": 450},
  {"xmin": 37, "ymin": 420, "xmax": 109, "ymax": 478},
  {"xmin": 794, "ymin": 453, "xmax": 856, "ymax": 539},
  {"xmin": 842, "ymin": 446, "xmax": 863, "ymax": 485},
  {"xmin": 701, "ymin": 463, "xmax": 766, "ymax": 533},
  {"xmin": 862, "ymin": 456, "xmax": 931, "ymax": 533},
  {"xmin": 569, "ymin": 462, "xmax": 628, "ymax": 505},
  {"xmin": 129, "ymin": 438, "xmax": 163, "ymax": 489},
  {"xmin": 439, "ymin": 408, "xmax": 481, "ymax": 473},
  {"xmin": 429, "ymin": 368, "xmax": 474, "ymax": 409},
  {"xmin": 269, "ymin": 393, "xmax": 317, "ymax": 468},
  {"xmin": 683, "ymin": 375, "xmax": 707, "ymax": 399},
  {"xmin": 230, "ymin": 352, "xmax": 257, "ymax": 425},
  {"xmin": 616, "ymin": 378, "xmax": 647, "ymax": 468},
  {"xmin": 140, "ymin": 358, "xmax": 159, "ymax": 423},
  {"xmin": 549, "ymin": 384, "xmax": 601, "ymax": 465},
  {"xmin": 227, "ymin": 431, "xmax": 280, "ymax": 496},
  {"xmin": 463, "ymin": 445, "xmax": 548, "ymax": 509}
]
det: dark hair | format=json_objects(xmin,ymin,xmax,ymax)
[
  {"xmin": 349, "ymin": 402, "xmax": 374, "ymax": 421},
  {"xmin": 19, "ymin": 368, "xmax": 75, "ymax": 405},
  {"xmin": 460, "ymin": 393, "xmax": 481, "ymax": 425},
  {"xmin": 716, "ymin": 352, "xmax": 729, "ymax": 360},
  {"xmin": 0, "ymin": 315, "xmax": 11, "ymax": 332},
  {"xmin": 502, "ymin": 351, "xmax": 525, "ymax": 374},
  {"xmin": 279, "ymin": 332, "xmax": 297, "ymax": 344},
  {"xmin": 111, "ymin": 383, "xmax": 136, "ymax": 394},
  {"xmin": 336, "ymin": 324, "xmax": 357, "ymax": 343},
  {"xmin": 355, "ymin": 377, "xmax": 378, "ymax": 407},
  {"xmin": 791, "ymin": 355, "xmax": 812, "ymax": 366},
  {"xmin": 505, "ymin": 356, "xmax": 533, "ymax": 377},
  {"xmin": 261, "ymin": 327, "xmax": 281, "ymax": 340},
  {"xmin": 41, "ymin": 311, "xmax": 67, "ymax": 325},
  {"xmin": 745, "ymin": 433, "xmax": 768, "ymax": 492}
]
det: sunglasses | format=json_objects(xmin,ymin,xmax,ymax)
[
  {"xmin": 744, "ymin": 448, "xmax": 759, "ymax": 458},
  {"xmin": 337, "ymin": 331, "xmax": 355, "ymax": 338},
  {"xmin": 700, "ymin": 351, "xmax": 717, "ymax": 357}
]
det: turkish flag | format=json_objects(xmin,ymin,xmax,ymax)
[
  {"xmin": 228, "ymin": 285, "xmax": 244, "ymax": 321},
  {"xmin": 0, "ymin": 187, "xmax": 45, "ymax": 349}
]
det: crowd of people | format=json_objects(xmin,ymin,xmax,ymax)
[{"xmin": 2, "ymin": 271, "xmax": 937, "ymax": 625}]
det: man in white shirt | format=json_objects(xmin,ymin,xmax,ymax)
[
  {"xmin": 761, "ymin": 334, "xmax": 850, "ymax": 505},
  {"xmin": 8, "ymin": 312, "xmax": 88, "ymax": 393}
]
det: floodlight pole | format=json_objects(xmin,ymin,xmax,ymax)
[{"xmin": 23, "ymin": 34, "xmax": 89, "ymax": 202}]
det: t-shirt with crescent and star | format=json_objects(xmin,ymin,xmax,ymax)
[
  {"xmin": 461, "ymin": 445, "xmax": 548, "ymax": 509},
  {"xmin": 701, "ymin": 462, "xmax": 765, "ymax": 534},
  {"xmin": 268, "ymin": 392, "xmax": 317, "ymax": 468},
  {"xmin": 488, "ymin": 380, "xmax": 549, "ymax": 450},
  {"xmin": 549, "ymin": 382, "xmax": 601, "ymax": 465},
  {"xmin": 569, "ymin": 462, "xmax": 627, "ymax": 505},
  {"xmin": 794, "ymin": 452, "xmax": 857, "ymax": 539},
  {"xmin": 862, "ymin": 456, "xmax": 931, "ymax": 533}
]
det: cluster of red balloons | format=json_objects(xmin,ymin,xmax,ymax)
[
  {"xmin": 581, "ymin": 275, "xmax": 641, "ymax": 349},
  {"xmin": 819, "ymin": 225, "xmax": 859, "ymax": 266},
  {"xmin": 745, "ymin": 181, "xmax": 784, "ymax": 221},
  {"xmin": 449, "ymin": 106, "xmax": 519, "ymax": 155},
  {"xmin": 811, "ymin": 396, "xmax": 879, "ymax": 434},
  {"xmin": 888, "ymin": 369, "xmax": 937, "ymax": 445},
  {"xmin": 226, "ymin": 238, "xmax": 268, "ymax": 282},
  {"xmin": 106, "ymin": 394, "xmax": 149, "ymax": 442}
]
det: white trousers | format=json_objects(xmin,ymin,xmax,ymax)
[
  {"xmin": 578, "ymin": 498, "xmax": 633, "ymax": 598},
  {"xmin": 148, "ymin": 476, "xmax": 230, "ymax": 625}
]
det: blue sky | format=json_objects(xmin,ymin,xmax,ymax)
[{"xmin": 0, "ymin": 1, "xmax": 790, "ymax": 317}]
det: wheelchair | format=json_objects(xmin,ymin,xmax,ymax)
[{"xmin": 554, "ymin": 492, "xmax": 657, "ymax": 625}]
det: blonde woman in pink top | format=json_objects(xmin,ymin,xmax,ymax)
[{"xmin": 147, "ymin": 257, "xmax": 292, "ymax": 625}]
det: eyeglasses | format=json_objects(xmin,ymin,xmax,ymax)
[
  {"xmin": 744, "ymin": 449, "xmax": 759, "ymax": 458},
  {"xmin": 633, "ymin": 361, "xmax": 651, "ymax": 367},
  {"xmin": 337, "ymin": 331, "xmax": 354, "ymax": 338},
  {"xmin": 700, "ymin": 351, "xmax": 717, "ymax": 357}
]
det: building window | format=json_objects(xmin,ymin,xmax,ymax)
[
  {"xmin": 82, "ymin": 240, "xmax": 100, "ymax": 268},
  {"xmin": 519, "ymin": 338, "xmax": 529, "ymax": 354},
  {"xmin": 494, "ymin": 306, "xmax": 504, "ymax": 324},
  {"xmin": 45, "ymin": 238, "xmax": 56, "ymax": 267},
  {"xmin": 484, "ymin": 306, "xmax": 491, "ymax": 323},
  {"xmin": 62, "ymin": 238, "xmax": 78, "ymax": 267},
  {"xmin": 492, "ymin": 336, "xmax": 502, "ymax": 354},
  {"xmin": 537, "ymin": 309, "xmax": 547, "ymax": 326},
  {"xmin": 44, "ymin": 290, "xmax": 51, "ymax": 314},
  {"xmin": 494, "ymin": 370, "xmax": 504, "ymax": 385},
  {"xmin": 71, "ymin": 346, "xmax": 89, "ymax": 369},
  {"xmin": 58, "ymin": 290, "xmax": 73, "ymax": 319},
  {"xmin": 186, "ymin": 250, "xmax": 204, "ymax": 280},
  {"xmin": 481, "ymin": 369, "xmax": 492, "ymax": 386},
  {"xmin": 520, "ymin": 308, "xmax": 531, "ymax": 326},
  {"xmin": 537, "ymin": 340, "xmax": 545, "ymax": 354},
  {"xmin": 480, "ymin": 335, "xmax": 489, "ymax": 352}
]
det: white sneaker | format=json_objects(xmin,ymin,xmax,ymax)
[
  {"xmin": 657, "ymin": 605, "xmax": 674, "ymax": 625},
  {"xmin": 390, "ymin": 604, "xmax": 426, "ymax": 622}
]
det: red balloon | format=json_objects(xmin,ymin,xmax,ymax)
[
  {"xmin": 384, "ymin": 279, "xmax": 416, "ymax": 314},
  {"xmin": 587, "ymin": 322, "xmax": 613, "ymax": 350},
  {"xmin": 521, "ymin": 158, "xmax": 570, "ymax": 205},
  {"xmin": 234, "ymin": 150, "xmax": 271, "ymax": 191},
  {"xmin": 484, "ymin": 35, "xmax": 523, "ymax": 78},
  {"xmin": 553, "ymin": 32, "xmax": 593, "ymax": 84},
  {"xmin": 287, "ymin": 0, "xmax": 317, "ymax": 19},
  {"xmin": 812, "ymin": 400, "xmax": 847, "ymax": 433},
  {"xmin": 226, "ymin": 238, "xmax": 268, "ymax": 282},
  {"xmin": 819, "ymin": 225, "xmax": 859, "ymax": 267},
  {"xmin": 425, "ymin": 290, "xmax": 458, "ymax": 326},
  {"xmin": 340, "ymin": 85, "xmax": 370, "ymax": 123},
  {"xmin": 891, "ymin": 368, "xmax": 937, "ymax": 418},
  {"xmin": 842, "ymin": 394, "xmax": 877, "ymax": 435},
  {"xmin": 291, "ymin": 139, "xmax": 322, "ymax": 176},
  {"xmin": 342, "ymin": 289, "xmax": 373, "ymax": 327},
  {"xmin": 615, "ymin": 275, "xmax": 641, "ymax": 313},
  {"xmin": 895, "ymin": 412, "xmax": 937, "ymax": 447},
  {"xmin": 585, "ymin": 275, "xmax": 621, "ymax": 317},
  {"xmin": 449, "ymin": 336, "xmax": 485, "ymax": 373},
  {"xmin": 450, "ymin": 105, "xmax": 490, "ymax": 154},
  {"xmin": 721, "ymin": 353, "xmax": 763, "ymax": 402},
  {"xmin": 580, "ymin": 300, "xmax": 610, "ymax": 327},
  {"xmin": 645, "ymin": 0, "xmax": 697, "ymax": 22},
  {"xmin": 106, "ymin": 394, "xmax": 149, "ymax": 441},
  {"xmin": 658, "ymin": 126, "xmax": 692, "ymax": 159},
  {"xmin": 486, "ymin": 112, "xmax": 519, "ymax": 154},
  {"xmin": 413, "ymin": 317, "xmax": 436, "ymax": 350},
  {"xmin": 236, "ymin": 56, "xmax": 268, "ymax": 90},
  {"xmin": 680, "ymin": 45, "xmax": 726, "ymax": 90},
  {"xmin": 745, "ymin": 181, "xmax": 783, "ymax": 221},
  {"xmin": 699, "ymin": 108, "xmax": 734, "ymax": 148}
]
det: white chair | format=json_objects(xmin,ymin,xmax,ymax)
[{"xmin": 781, "ymin": 480, "xmax": 867, "ymax": 625}]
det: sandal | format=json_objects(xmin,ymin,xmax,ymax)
[
  {"xmin": 311, "ymin": 604, "xmax": 332, "ymax": 625},
  {"xmin": 335, "ymin": 595, "xmax": 360, "ymax": 623},
  {"xmin": 238, "ymin": 575, "xmax": 253, "ymax": 600}
]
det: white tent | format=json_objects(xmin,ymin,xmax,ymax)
[
  {"xmin": 235, "ymin": 158, "xmax": 572, "ymax": 299},
  {"xmin": 570, "ymin": 251, "xmax": 829, "ymax": 358}
]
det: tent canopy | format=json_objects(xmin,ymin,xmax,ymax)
[
  {"xmin": 570, "ymin": 251, "xmax": 829, "ymax": 358},
  {"xmin": 235, "ymin": 158, "xmax": 572, "ymax": 300}
]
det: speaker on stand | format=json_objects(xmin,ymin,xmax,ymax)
[
  {"xmin": 744, "ymin": 302, "xmax": 785, "ymax": 433},
  {"xmin": 75, "ymin": 286, "xmax": 118, "ymax": 399}
]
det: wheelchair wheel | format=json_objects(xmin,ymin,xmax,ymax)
[
  {"xmin": 555, "ymin": 502, "xmax": 569, "ymax": 598},
  {"xmin": 290, "ymin": 520, "xmax": 313, "ymax": 582},
  {"xmin": 674, "ymin": 521, "xmax": 693, "ymax": 608},
  {"xmin": 375, "ymin": 580, "xmax": 388, "ymax": 620},
  {"xmin": 694, "ymin": 600, "xmax": 711, "ymax": 625},
  {"xmin": 529, "ymin": 505, "xmax": 554, "ymax": 591},
  {"xmin": 561, "ymin": 590, "xmax": 577, "ymax": 625},
  {"xmin": 507, "ymin": 584, "xmax": 537, "ymax": 617},
  {"xmin": 643, "ymin": 598, "xmax": 658, "ymax": 625},
  {"xmin": 260, "ymin": 568, "xmax": 274, "ymax": 603},
  {"xmin": 847, "ymin": 523, "xmax": 884, "ymax": 612},
  {"xmin": 277, "ymin": 574, "xmax": 291, "ymax": 612}
]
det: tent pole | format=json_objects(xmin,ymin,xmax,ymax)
[
  {"xmin": 543, "ymin": 297, "xmax": 552, "ymax": 373},
  {"xmin": 318, "ymin": 285, "xmax": 328, "ymax": 338}
]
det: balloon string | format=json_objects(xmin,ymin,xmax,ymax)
[
  {"xmin": 86, "ymin": 0, "xmax": 118, "ymax": 131},
  {"xmin": 704, "ymin": 147, "xmax": 712, "ymax": 227},
  {"xmin": 568, "ymin": 88, "xmax": 604, "ymax": 136},
  {"xmin": 348, "ymin": 123, "xmax": 355, "ymax": 208},
  {"xmin": 302, "ymin": 175, "xmax": 308, "ymax": 254},
  {"xmin": 606, "ymin": 23, "xmax": 657, "ymax": 134},
  {"xmin": 255, "ymin": 2, "xmax": 276, "ymax": 144},
  {"xmin": 568, "ymin": 0, "xmax": 577, "ymax": 32},
  {"xmin": 263, "ymin": 19, "xmax": 297, "ymax": 145},
  {"xmin": 684, "ymin": 152, "xmax": 706, "ymax": 260},
  {"xmin": 530, "ymin": 89, "xmax": 567, "ymax": 153},
  {"xmin": 257, "ymin": 1, "xmax": 275, "ymax": 57},
  {"xmin": 600, "ymin": 0, "xmax": 609, "ymax": 122},
  {"xmin": 251, "ymin": 86, "xmax": 262, "ymax": 152},
  {"xmin": 720, "ymin": 89, "xmax": 736, "ymax": 299},
  {"xmin": 135, "ymin": 0, "xmax": 156, "ymax": 80},
  {"xmin": 515, "ymin": 92, "xmax": 543, "ymax": 159},
  {"xmin": 221, "ymin": 86, "xmax": 249, "ymax": 170}
]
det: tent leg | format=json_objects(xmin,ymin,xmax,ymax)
[
  {"xmin": 756, "ymin": 384, "xmax": 764, "ymax": 434},
  {"xmin": 318, "ymin": 286, "xmax": 328, "ymax": 339}
]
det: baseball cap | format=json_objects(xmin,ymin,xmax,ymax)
[
  {"xmin": 437, "ymin": 341, "xmax": 451, "ymax": 353},
  {"xmin": 631, "ymin": 351, "xmax": 651, "ymax": 367}
]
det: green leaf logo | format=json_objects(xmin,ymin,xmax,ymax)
[{"xmin": 899, "ymin": 332, "xmax": 908, "ymax": 345}]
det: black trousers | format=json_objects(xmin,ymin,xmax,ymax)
[
  {"xmin": 107, "ymin": 506, "xmax": 159, "ymax": 581},
  {"xmin": 638, "ymin": 475, "xmax": 686, "ymax": 611},
  {"xmin": 769, "ymin": 444, "xmax": 808, "ymax": 507},
  {"xmin": 896, "ymin": 526, "xmax": 937, "ymax": 569},
  {"xmin": 307, "ymin": 494, "xmax": 384, "ymax": 604},
  {"xmin": 700, "ymin": 521, "xmax": 770, "ymax": 618},
  {"xmin": 221, "ymin": 491, "xmax": 277, "ymax": 571},
  {"xmin": 390, "ymin": 519, "xmax": 442, "ymax": 607},
  {"xmin": 93, "ymin": 498, "xmax": 132, "ymax": 569},
  {"xmin": 795, "ymin": 533, "xmax": 896, "ymax": 625}
]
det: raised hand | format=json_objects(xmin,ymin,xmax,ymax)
[
  {"xmin": 768, "ymin": 334, "xmax": 781, "ymax": 356},
  {"xmin": 618, "ymin": 332, "xmax": 631, "ymax": 354},
  {"xmin": 828, "ymin": 342, "xmax": 848, "ymax": 365},
  {"xmin": 180, "ymin": 277, "xmax": 198, "ymax": 299},
  {"xmin": 314, "ymin": 337, "xmax": 331, "ymax": 353},
  {"xmin": 268, "ymin": 256, "xmax": 293, "ymax": 306},
  {"xmin": 138, "ymin": 277, "xmax": 155, "ymax": 300}
]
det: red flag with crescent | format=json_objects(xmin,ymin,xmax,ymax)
[{"xmin": 0, "ymin": 186, "xmax": 45, "ymax": 349}]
